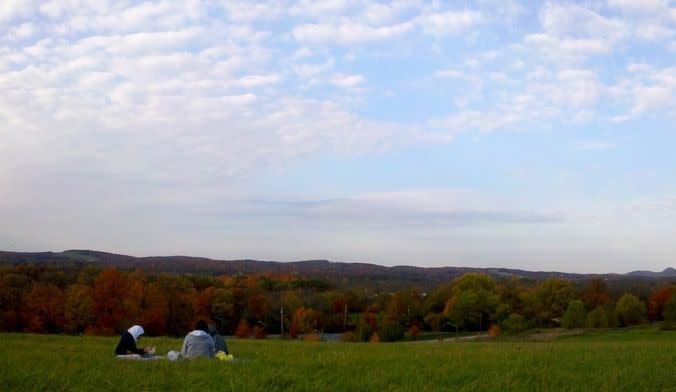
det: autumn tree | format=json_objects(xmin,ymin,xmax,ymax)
[
  {"xmin": 211, "ymin": 288, "xmax": 235, "ymax": 334},
  {"xmin": 648, "ymin": 287, "xmax": 674, "ymax": 322},
  {"xmin": 356, "ymin": 304, "xmax": 379, "ymax": 342},
  {"xmin": 582, "ymin": 278, "xmax": 610, "ymax": 309},
  {"xmin": 92, "ymin": 268, "xmax": 129, "ymax": 334},
  {"xmin": 140, "ymin": 282, "xmax": 169, "ymax": 336},
  {"xmin": 0, "ymin": 272, "xmax": 31, "ymax": 331},
  {"xmin": 21, "ymin": 283, "xmax": 65, "ymax": 333},
  {"xmin": 235, "ymin": 318, "xmax": 251, "ymax": 338},
  {"xmin": 193, "ymin": 287, "xmax": 215, "ymax": 323},
  {"xmin": 155, "ymin": 275, "xmax": 195, "ymax": 336},
  {"xmin": 64, "ymin": 284, "xmax": 95, "ymax": 334}
]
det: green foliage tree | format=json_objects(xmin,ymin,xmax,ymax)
[
  {"xmin": 502, "ymin": 313, "xmax": 526, "ymax": 334},
  {"xmin": 379, "ymin": 321, "xmax": 405, "ymax": 342},
  {"xmin": 616, "ymin": 293, "xmax": 646, "ymax": 326},
  {"xmin": 561, "ymin": 300, "xmax": 586, "ymax": 329},
  {"xmin": 585, "ymin": 306, "xmax": 610, "ymax": 328},
  {"xmin": 663, "ymin": 296, "xmax": 676, "ymax": 322},
  {"xmin": 534, "ymin": 278, "xmax": 573, "ymax": 326},
  {"xmin": 443, "ymin": 273, "xmax": 499, "ymax": 331},
  {"xmin": 64, "ymin": 284, "xmax": 95, "ymax": 334},
  {"xmin": 211, "ymin": 288, "xmax": 235, "ymax": 334}
]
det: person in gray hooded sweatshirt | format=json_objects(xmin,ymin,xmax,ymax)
[{"xmin": 180, "ymin": 320, "xmax": 215, "ymax": 359}]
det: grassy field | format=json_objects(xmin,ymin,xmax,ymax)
[{"xmin": 1, "ymin": 327, "xmax": 674, "ymax": 392}]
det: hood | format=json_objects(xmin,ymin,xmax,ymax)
[
  {"xmin": 189, "ymin": 330, "xmax": 210, "ymax": 337},
  {"xmin": 128, "ymin": 325, "xmax": 144, "ymax": 342}
]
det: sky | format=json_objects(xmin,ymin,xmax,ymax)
[{"xmin": 1, "ymin": 0, "xmax": 675, "ymax": 273}]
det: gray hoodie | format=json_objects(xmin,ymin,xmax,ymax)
[{"xmin": 180, "ymin": 330, "xmax": 215, "ymax": 359}]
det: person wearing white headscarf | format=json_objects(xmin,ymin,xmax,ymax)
[{"xmin": 114, "ymin": 325, "xmax": 147, "ymax": 355}]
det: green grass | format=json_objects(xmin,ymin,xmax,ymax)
[{"xmin": 1, "ymin": 328, "xmax": 674, "ymax": 392}]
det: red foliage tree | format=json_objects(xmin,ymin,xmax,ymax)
[
  {"xmin": 92, "ymin": 268, "xmax": 129, "ymax": 334},
  {"xmin": 583, "ymin": 278, "xmax": 610, "ymax": 309},
  {"xmin": 21, "ymin": 283, "xmax": 65, "ymax": 333},
  {"xmin": 140, "ymin": 282, "xmax": 169, "ymax": 336},
  {"xmin": 235, "ymin": 318, "xmax": 251, "ymax": 338},
  {"xmin": 648, "ymin": 287, "xmax": 675, "ymax": 322},
  {"xmin": 193, "ymin": 287, "xmax": 215, "ymax": 323}
]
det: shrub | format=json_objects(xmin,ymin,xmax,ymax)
[
  {"xmin": 235, "ymin": 319, "xmax": 251, "ymax": 339},
  {"xmin": 379, "ymin": 322, "xmax": 405, "ymax": 342},
  {"xmin": 289, "ymin": 322, "xmax": 299, "ymax": 339},
  {"xmin": 341, "ymin": 331, "xmax": 356, "ymax": 342},
  {"xmin": 369, "ymin": 332, "xmax": 380, "ymax": 343},
  {"xmin": 585, "ymin": 306, "xmax": 609, "ymax": 328},
  {"xmin": 409, "ymin": 324, "xmax": 420, "ymax": 340},
  {"xmin": 253, "ymin": 325, "xmax": 266, "ymax": 339},
  {"xmin": 488, "ymin": 324, "xmax": 501, "ymax": 337},
  {"xmin": 424, "ymin": 313, "xmax": 442, "ymax": 331},
  {"xmin": 303, "ymin": 333, "xmax": 322, "ymax": 342},
  {"xmin": 663, "ymin": 296, "xmax": 676, "ymax": 322},
  {"xmin": 561, "ymin": 300, "xmax": 586, "ymax": 329},
  {"xmin": 616, "ymin": 294, "xmax": 646, "ymax": 326},
  {"xmin": 502, "ymin": 313, "xmax": 526, "ymax": 334}
]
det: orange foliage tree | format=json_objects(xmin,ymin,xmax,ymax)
[
  {"xmin": 21, "ymin": 283, "xmax": 65, "ymax": 333},
  {"xmin": 92, "ymin": 268, "xmax": 129, "ymax": 334},
  {"xmin": 140, "ymin": 282, "xmax": 169, "ymax": 336},
  {"xmin": 648, "ymin": 287, "xmax": 675, "ymax": 322}
]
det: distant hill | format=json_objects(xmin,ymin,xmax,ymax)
[
  {"xmin": 1, "ymin": 249, "xmax": 673, "ymax": 290},
  {"xmin": 626, "ymin": 267, "xmax": 676, "ymax": 278}
]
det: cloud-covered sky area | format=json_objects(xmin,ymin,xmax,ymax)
[{"xmin": 1, "ymin": 0, "xmax": 675, "ymax": 273}]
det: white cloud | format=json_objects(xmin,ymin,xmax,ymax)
[
  {"xmin": 434, "ymin": 69, "xmax": 464, "ymax": 79},
  {"xmin": 419, "ymin": 10, "xmax": 483, "ymax": 36},
  {"xmin": 289, "ymin": 0, "xmax": 351, "ymax": 18},
  {"xmin": 219, "ymin": 1, "xmax": 283, "ymax": 21},
  {"xmin": 607, "ymin": 0, "xmax": 671, "ymax": 16},
  {"xmin": 523, "ymin": 33, "xmax": 611, "ymax": 62},
  {"xmin": 238, "ymin": 74, "xmax": 281, "ymax": 88},
  {"xmin": 0, "ymin": 0, "xmax": 39, "ymax": 22},
  {"xmin": 292, "ymin": 21, "xmax": 415, "ymax": 44},
  {"xmin": 2, "ymin": 22, "xmax": 36, "ymax": 40},
  {"xmin": 540, "ymin": 3, "xmax": 627, "ymax": 40},
  {"xmin": 330, "ymin": 74, "xmax": 365, "ymax": 88},
  {"xmin": 634, "ymin": 23, "xmax": 675, "ymax": 40},
  {"xmin": 614, "ymin": 85, "xmax": 673, "ymax": 121}
]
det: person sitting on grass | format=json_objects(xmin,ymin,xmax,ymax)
[
  {"xmin": 115, "ymin": 325, "xmax": 153, "ymax": 356},
  {"xmin": 209, "ymin": 324, "xmax": 229, "ymax": 355},
  {"xmin": 180, "ymin": 320, "xmax": 215, "ymax": 359}
]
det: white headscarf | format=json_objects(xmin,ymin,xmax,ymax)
[{"xmin": 128, "ymin": 325, "xmax": 144, "ymax": 342}]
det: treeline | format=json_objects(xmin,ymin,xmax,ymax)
[{"xmin": 0, "ymin": 264, "xmax": 674, "ymax": 341}]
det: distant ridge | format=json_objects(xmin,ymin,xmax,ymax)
[
  {"xmin": 626, "ymin": 267, "xmax": 676, "ymax": 278},
  {"xmin": 1, "ymin": 249, "xmax": 674, "ymax": 289}
]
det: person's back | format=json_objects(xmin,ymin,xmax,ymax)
[{"xmin": 181, "ymin": 320, "xmax": 214, "ymax": 359}]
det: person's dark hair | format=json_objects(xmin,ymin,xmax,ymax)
[{"xmin": 195, "ymin": 320, "xmax": 209, "ymax": 333}]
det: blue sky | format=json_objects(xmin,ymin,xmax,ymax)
[{"xmin": 1, "ymin": 1, "xmax": 675, "ymax": 272}]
